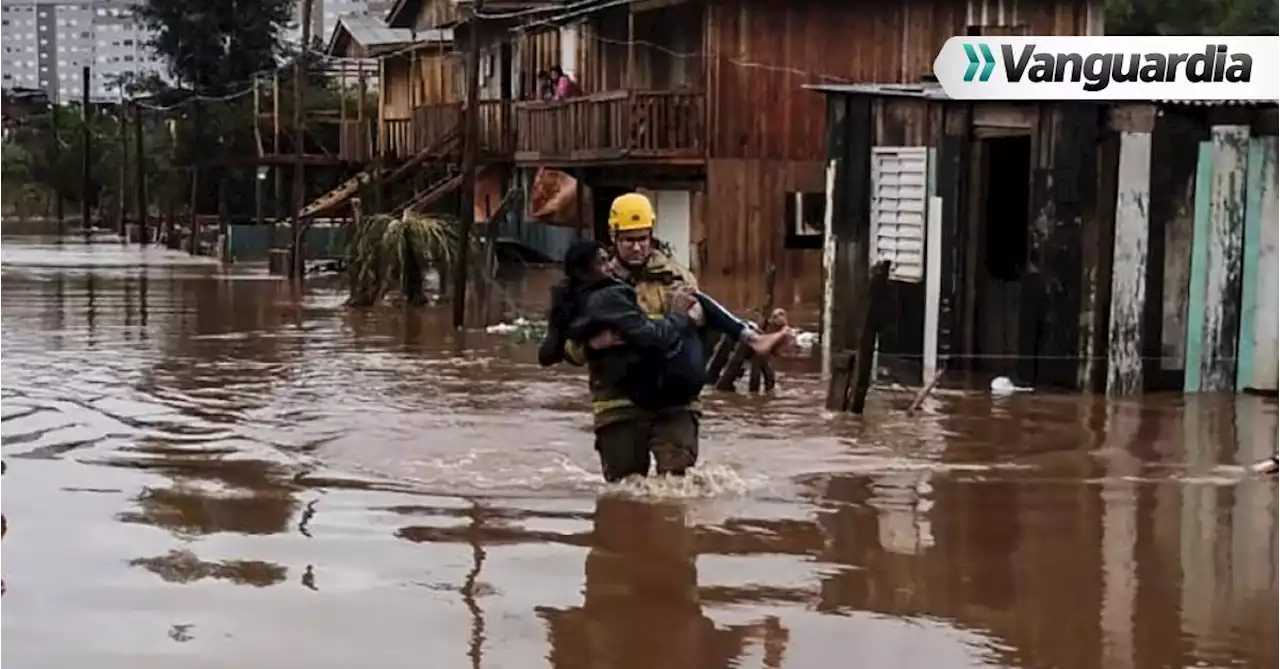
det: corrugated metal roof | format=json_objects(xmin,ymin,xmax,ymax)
[
  {"xmin": 341, "ymin": 14, "xmax": 415, "ymax": 48},
  {"xmin": 327, "ymin": 14, "xmax": 453, "ymax": 56},
  {"xmin": 805, "ymin": 83, "xmax": 952, "ymax": 100}
]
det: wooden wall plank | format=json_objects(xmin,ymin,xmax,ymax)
[
  {"xmin": 924, "ymin": 192, "xmax": 943, "ymax": 381},
  {"xmin": 1239, "ymin": 137, "xmax": 1279, "ymax": 392},
  {"xmin": 821, "ymin": 155, "xmax": 838, "ymax": 381},
  {"xmin": 936, "ymin": 103, "xmax": 972, "ymax": 368},
  {"xmin": 1202, "ymin": 125, "xmax": 1249, "ymax": 391},
  {"xmin": 1031, "ymin": 105, "xmax": 1097, "ymax": 389},
  {"xmin": 1184, "ymin": 141, "xmax": 1214, "ymax": 392},
  {"xmin": 1236, "ymin": 136, "xmax": 1265, "ymax": 390},
  {"xmin": 1184, "ymin": 126, "xmax": 1250, "ymax": 392},
  {"xmin": 1078, "ymin": 131, "xmax": 1120, "ymax": 392},
  {"xmin": 825, "ymin": 93, "xmax": 873, "ymax": 357},
  {"xmin": 1143, "ymin": 111, "xmax": 1203, "ymax": 391},
  {"xmin": 1106, "ymin": 130, "xmax": 1152, "ymax": 395}
]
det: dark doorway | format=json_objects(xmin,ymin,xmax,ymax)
[{"xmin": 970, "ymin": 133, "xmax": 1032, "ymax": 381}]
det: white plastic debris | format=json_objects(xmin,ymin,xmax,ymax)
[
  {"xmin": 791, "ymin": 330, "xmax": 819, "ymax": 350},
  {"xmin": 990, "ymin": 376, "xmax": 1033, "ymax": 396},
  {"xmin": 485, "ymin": 317, "xmax": 533, "ymax": 335}
]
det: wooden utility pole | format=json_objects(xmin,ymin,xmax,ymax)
[
  {"xmin": 52, "ymin": 107, "xmax": 65, "ymax": 237},
  {"xmin": 290, "ymin": 0, "xmax": 315, "ymax": 280},
  {"xmin": 451, "ymin": 0, "xmax": 483, "ymax": 329},
  {"xmin": 133, "ymin": 102, "xmax": 146, "ymax": 245},
  {"xmin": 117, "ymin": 103, "xmax": 128, "ymax": 240},
  {"xmin": 81, "ymin": 65, "xmax": 92, "ymax": 240},
  {"xmin": 189, "ymin": 100, "xmax": 203, "ymax": 254},
  {"xmin": 273, "ymin": 70, "xmax": 284, "ymax": 247}
]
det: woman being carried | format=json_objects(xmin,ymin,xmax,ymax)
[{"xmin": 539, "ymin": 240, "xmax": 787, "ymax": 411}]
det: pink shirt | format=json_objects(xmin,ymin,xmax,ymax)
[{"xmin": 554, "ymin": 75, "xmax": 581, "ymax": 100}]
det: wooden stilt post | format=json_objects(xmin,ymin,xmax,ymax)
[
  {"xmin": 848, "ymin": 259, "xmax": 891, "ymax": 414},
  {"xmin": 451, "ymin": 0, "xmax": 483, "ymax": 329},
  {"xmin": 117, "ymin": 102, "xmax": 128, "ymax": 240},
  {"xmin": 133, "ymin": 101, "xmax": 147, "ymax": 245},
  {"xmin": 825, "ymin": 259, "xmax": 891, "ymax": 413},
  {"xmin": 290, "ymin": 0, "xmax": 315, "ymax": 280}
]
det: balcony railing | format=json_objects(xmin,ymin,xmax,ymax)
[
  {"xmin": 255, "ymin": 114, "xmax": 374, "ymax": 163},
  {"xmin": 381, "ymin": 100, "xmax": 514, "ymax": 161},
  {"xmin": 514, "ymin": 89, "xmax": 705, "ymax": 163},
  {"xmin": 382, "ymin": 118, "xmax": 413, "ymax": 159}
]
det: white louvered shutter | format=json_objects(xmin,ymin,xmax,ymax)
[{"xmin": 870, "ymin": 147, "xmax": 929, "ymax": 283}]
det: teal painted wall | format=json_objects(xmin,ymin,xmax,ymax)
[{"xmin": 225, "ymin": 224, "xmax": 348, "ymax": 263}]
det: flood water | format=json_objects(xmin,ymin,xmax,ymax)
[{"xmin": 2, "ymin": 234, "xmax": 1277, "ymax": 669}]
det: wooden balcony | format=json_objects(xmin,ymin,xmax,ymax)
[
  {"xmin": 381, "ymin": 100, "xmax": 514, "ymax": 162},
  {"xmin": 255, "ymin": 114, "xmax": 375, "ymax": 165},
  {"xmin": 514, "ymin": 90, "xmax": 705, "ymax": 165}
]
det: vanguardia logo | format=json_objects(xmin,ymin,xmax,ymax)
[
  {"xmin": 963, "ymin": 43, "xmax": 997, "ymax": 82},
  {"xmin": 965, "ymin": 42, "xmax": 1253, "ymax": 92},
  {"xmin": 934, "ymin": 37, "xmax": 1277, "ymax": 101}
]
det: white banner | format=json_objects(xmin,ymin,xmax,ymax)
[{"xmin": 933, "ymin": 36, "xmax": 1280, "ymax": 101}]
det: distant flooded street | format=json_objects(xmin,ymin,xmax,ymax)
[{"xmin": 2, "ymin": 234, "xmax": 1276, "ymax": 669}]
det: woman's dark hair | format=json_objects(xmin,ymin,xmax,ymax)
[
  {"xmin": 562, "ymin": 239, "xmax": 605, "ymax": 281},
  {"xmin": 548, "ymin": 240, "xmax": 606, "ymax": 333}
]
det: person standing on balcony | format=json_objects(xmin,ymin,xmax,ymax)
[
  {"xmin": 551, "ymin": 66, "xmax": 581, "ymax": 100},
  {"xmin": 536, "ymin": 70, "xmax": 556, "ymax": 101}
]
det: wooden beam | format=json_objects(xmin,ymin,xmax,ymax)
[
  {"xmin": 1106, "ymin": 130, "xmax": 1153, "ymax": 396},
  {"xmin": 132, "ymin": 102, "xmax": 147, "ymax": 246},
  {"xmin": 849, "ymin": 260, "xmax": 892, "ymax": 414},
  {"xmin": 453, "ymin": 3, "xmax": 484, "ymax": 329},
  {"xmin": 1185, "ymin": 126, "xmax": 1249, "ymax": 392},
  {"xmin": 291, "ymin": 0, "xmax": 314, "ymax": 279}
]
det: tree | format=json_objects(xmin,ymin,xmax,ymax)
[
  {"xmin": 1106, "ymin": 0, "xmax": 1279, "ymax": 35},
  {"xmin": 133, "ymin": 0, "xmax": 296, "ymax": 95}
]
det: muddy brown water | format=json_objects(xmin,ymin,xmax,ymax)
[{"xmin": 1, "ymin": 234, "xmax": 1276, "ymax": 669}]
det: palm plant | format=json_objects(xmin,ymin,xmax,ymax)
[{"xmin": 346, "ymin": 212, "xmax": 481, "ymax": 307}]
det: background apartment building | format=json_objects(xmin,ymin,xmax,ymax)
[
  {"xmin": 1, "ymin": 0, "xmax": 167, "ymax": 104},
  {"xmin": 3, "ymin": 0, "xmax": 393, "ymax": 104}
]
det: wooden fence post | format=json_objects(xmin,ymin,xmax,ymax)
[{"xmin": 825, "ymin": 259, "xmax": 891, "ymax": 413}]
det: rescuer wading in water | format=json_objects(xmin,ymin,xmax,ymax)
[{"xmin": 538, "ymin": 192, "xmax": 791, "ymax": 482}]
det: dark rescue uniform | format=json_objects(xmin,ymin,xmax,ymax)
[
  {"xmin": 544, "ymin": 250, "xmax": 701, "ymax": 482},
  {"xmin": 566, "ymin": 278, "xmax": 706, "ymax": 414}
]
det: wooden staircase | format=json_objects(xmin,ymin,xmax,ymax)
[{"xmin": 296, "ymin": 124, "xmax": 461, "ymax": 222}]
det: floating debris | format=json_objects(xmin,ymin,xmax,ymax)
[
  {"xmin": 485, "ymin": 318, "xmax": 547, "ymax": 344},
  {"xmin": 792, "ymin": 330, "xmax": 819, "ymax": 350}
]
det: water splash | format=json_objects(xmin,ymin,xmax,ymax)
[{"xmin": 604, "ymin": 462, "xmax": 766, "ymax": 499}]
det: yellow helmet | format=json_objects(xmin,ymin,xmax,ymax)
[{"xmin": 608, "ymin": 192, "xmax": 655, "ymax": 233}]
